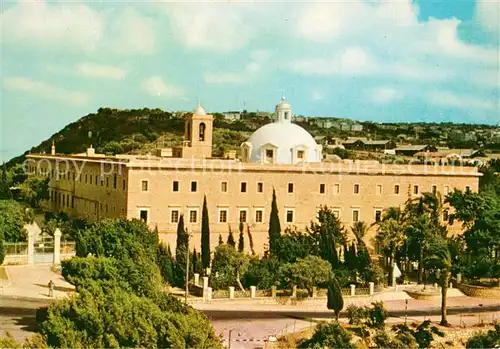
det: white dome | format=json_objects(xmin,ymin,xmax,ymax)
[
  {"xmin": 194, "ymin": 104, "xmax": 206, "ymax": 116},
  {"xmin": 245, "ymin": 122, "xmax": 322, "ymax": 164}
]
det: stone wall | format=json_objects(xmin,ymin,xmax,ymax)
[{"xmin": 458, "ymin": 284, "xmax": 500, "ymax": 299}]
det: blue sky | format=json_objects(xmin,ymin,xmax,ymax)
[{"xmin": 1, "ymin": 0, "xmax": 499, "ymax": 162}]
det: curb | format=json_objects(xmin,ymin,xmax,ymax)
[{"xmin": 0, "ymin": 294, "xmax": 61, "ymax": 304}]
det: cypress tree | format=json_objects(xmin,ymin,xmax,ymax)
[
  {"xmin": 327, "ymin": 275, "xmax": 344, "ymax": 322},
  {"xmin": 268, "ymin": 188, "xmax": 281, "ymax": 255},
  {"xmin": 201, "ymin": 195, "xmax": 210, "ymax": 270},
  {"xmin": 238, "ymin": 222, "xmax": 244, "ymax": 253},
  {"xmin": 247, "ymin": 225, "xmax": 255, "ymax": 255},
  {"xmin": 175, "ymin": 214, "xmax": 188, "ymax": 274},
  {"xmin": 227, "ymin": 225, "xmax": 236, "ymax": 248},
  {"xmin": 218, "ymin": 234, "xmax": 224, "ymax": 246}
]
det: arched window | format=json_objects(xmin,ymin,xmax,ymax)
[
  {"xmin": 284, "ymin": 111, "xmax": 289, "ymax": 120},
  {"xmin": 199, "ymin": 123, "xmax": 206, "ymax": 141}
]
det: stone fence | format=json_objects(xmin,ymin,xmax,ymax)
[{"xmin": 191, "ymin": 273, "xmax": 379, "ymax": 302}]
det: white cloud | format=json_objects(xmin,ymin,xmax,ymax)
[
  {"xmin": 76, "ymin": 62, "xmax": 127, "ymax": 79},
  {"xmin": 311, "ymin": 90, "xmax": 326, "ymax": 101},
  {"xmin": 141, "ymin": 76, "xmax": 185, "ymax": 99},
  {"xmin": 475, "ymin": 1, "xmax": 500, "ymax": 34},
  {"xmin": 471, "ymin": 71, "xmax": 500, "ymax": 88},
  {"xmin": 3, "ymin": 77, "xmax": 90, "ymax": 105},
  {"xmin": 111, "ymin": 7, "xmax": 156, "ymax": 54},
  {"xmin": 1, "ymin": 1, "xmax": 102, "ymax": 52},
  {"xmin": 204, "ymin": 52, "xmax": 269, "ymax": 84},
  {"xmin": 369, "ymin": 86, "xmax": 403, "ymax": 104},
  {"xmin": 428, "ymin": 90, "xmax": 497, "ymax": 110}
]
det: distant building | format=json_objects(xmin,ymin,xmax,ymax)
[
  {"xmin": 395, "ymin": 145, "xmax": 437, "ymax": 156},
  {"xmin": 363, "ymin": 140, "xmax": 397, "ymax": 151},
  {"xmin": 351, "ymin": 124, "xmax": 363, "ymax": 132},
  {"xmin": 222, "ymin": 111, "xmax": 241, "ymax": 122}
]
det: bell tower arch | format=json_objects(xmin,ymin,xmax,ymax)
[{"xmin": 182, "ymin": 102, "xmax": 213, "ymax": 159}]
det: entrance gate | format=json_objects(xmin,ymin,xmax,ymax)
[{"xmin": 34, "ymin": 233, "xmax": 54, "ymax": 264}]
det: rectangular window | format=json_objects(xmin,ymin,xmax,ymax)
[
  {"xmin": 94, "ymin": 176, "xmax": 98, "ymax": 185},
  {"xmin": 85, "ymin": 174, "xmax": 88, "ymax": 184},
  {"xmin": 219, "ymin": 210, "xmax": 228, "ymax": 223},
  {"xmin": 394, "ymin": 185, "xmax": 400, "ymax": 194},
  {"xmin": 354, "ymin": 184, "xmax": 360, "ymax": 194},
  {"xmin": 191, "ymin": 181, "xmax": 197, "ymax": 192},
  {"xmin": 239, "ymin": 210, "xmax": 247, "ymax": 223},
  {"xmin": 122, "ymin": 179, "xmax": 126, "ymax": 191},
  {"xmin": 443, "ymin": 210, "xmax": 449, "ymax": 222},
  {"xmin": 288, "ymin": 183, "xmax": 294, "ymax": 193},
  {"xmin": 333, "ymin": 209, "xmax": 340, "ymax": 218},
  {"xmin": 352, "ymin": 209, "xmax": 360, "ymax": 222},
  {"xmin": 286, "ymin": 210, "xmax": 294, "ymax": 223},
  {"xmin": 413, "ymin": 185, "xmax": 419, "ymax": 195},
  {"xmin": 105, "ymin": 204, "xmax": 108, "ymax": 213},
  {"xmin": 171, "ymin": 210, "xmax": 179, "ymax": 223},
  {"xmin": 71, "ymin": 196, "xmax": 74, "ymax": 209},
  {"xmin": 297, "ymin": 150, "xmax": 305, "ymax": 159},
  {"xmin": 221, "ymin": 182, "xmax": 228, "ymax": 192},
  {"xmin": 173, "ymin": 181, "xmax": 179, "ymax": 192},
  {"xmin": 257, "ymin": 182, "xmax": 263, "ymax": 193},
  {"xmin": 73, "ymin": 172, "xmax": 76, "ymax": 182},
  {"xmin": 255, "ymin": 210, "xmax": 263, "ymax": 223},
  {"xmin": 241, "ymin": 182, "xmax": 247, "ymax": 193},
  {"xmin": 432, "ymin": 185, "xmax": 437, "ymax": 195},
  {"xmin": 376, "ymin": 185, "xmax": 382, "ymax": 195},
  {"xmin": 113, "ymin": 174, "xmax": 117, "ymax": 189},
  {"xmin": 139, "ymin": 209, "xmax": 148, "ymax": 223},
  {"xmin": 444, "ymin": 186, "xmax": 449, "ymax": 195},
  {"xmin": 265, "ymin": 149, "xmax": 274, "ymax": 159},
  {"xmin": 375, "ymin": 210, "xmax": 382, "ymax": 223},
  {"xmin": 189, "ymin": 210, "xmax": 198, "ymax": 223},
  {"xmin": 334, "ymin": 184, "xmax": 340, "ymax": 194},
  {"xmin": 62, "ymin": 195, "xmax": 66, "ymax": 206},
  {"xmin": 319, "ymin": 183, "xmax": 325, "ymax": 194},
  {"xmin": 101, "ymin": 178, "xmax": 104, "ymax": 187},
  {"xmin": 141, "ymin": 180, "xmax": 148, "ymax": 192}
]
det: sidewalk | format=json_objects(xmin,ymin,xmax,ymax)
[{"xmin": 0, "ymin": 264, "xmax": 75, "ymax": 301}]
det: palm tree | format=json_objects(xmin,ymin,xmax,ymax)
[
  {"xmin": 424, "ymin": 240, "xmax": 452, "ymax": 326},
  {"xmin": 405, "ymin": 215, "xmax": 435, "ymax": 284},
  {"xmin": 375, "ymin": 208, "xmax": 407, "ymax": 286}
]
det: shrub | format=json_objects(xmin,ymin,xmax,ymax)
[
  {"xmin": 466, "ymin": 323, "xmax": 500, "ymax": 348},
  {"xmin": 299, "ymin": 322, "xmax": 355, "ymax": 349},
  {"xmin": 346, "ymin": 304, "xmax": 369, "ymax": 325},
  {"xmin": 368, "ymin": 301, "xmax": 388, "ymax": 328},
  {"xmin": 243, "ymin": 257, "xmax": 279, "ymax": 290}
]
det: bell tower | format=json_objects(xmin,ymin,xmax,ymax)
[{"xmin": 182, "ymin": 102, "xmax": 213, "ymax": 159}]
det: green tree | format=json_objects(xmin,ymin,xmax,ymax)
[
  {"xmin": 327, "ymin": 276, "xmax": 344, "ymax": 321},
  {"xmin": 157, "ymin": 243, "xmax": 175, "ymax": 286},
  {"xmin": 0, "ymin": 200, "xmax": 30, "ymax": 242},
  {"xmin": 424, "ymin": 239, "xmax": 453, "ymax": 326},
  {"xmin": 376, "ymin": 207, "xmax": 407, "ymax": 286},
  {"xmin": 405, "ymin": 215, "xmax": 435, "ymax": 284},
  {"xmin": 0, "ymin": 163, "xmax": 12, "ymax": 200},
  {"xmin": 238, "ymin": 222, "xmax": 245, "ymax": 252},
  {"xmin": 211, "ymin": 244, "xmax": 249, "ymax": 291},
  {"xmin": 201, "ymin": 195, "xmax": 210, "ymax": 271},
  {"xmin": 466, "ymin": 323, "xmax": 500, "ymax": 348},
  {"xmin": 175, "ymin": 214, "xmax": 189, "ymax": 286},
  {"xmin": 246, "ymin": 225, "xmax": 255, "ymax": 255},
  {"xmin": 309, "ymin": 206, "xmax": 345, "ymax": 268},
  {"xmin": 0, "ymin": 239, "xmax": 5, "ymax": 265},
  {"xmin": 19, "ymin": 176, "xmax": 49, "ymax": 207},
  {"xmin": 268, "ymin": 188, "xmax": 281, "ymax": 256},
  {"xmin": 218, "ymin": 234, "xmax": 223, "ymax": 246},
  {"xmin": 227, "ymin": 225, "xmax": 236, "ymax": 248},
  {"xmin": 278, "ymin": 255, "xmax": 332, "ymax": 296}
]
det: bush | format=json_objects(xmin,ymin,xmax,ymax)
[
  {"xmin": 346, "ymin": 304, "xmax": 369, "ymax": 325},
  {"xmin": 466, "ymin": 323, "xmax": 500, "ymax": 348},
  {"xmin": 299, "ymin": 322, "xmax": 355, "ymax": 349},
  {"xmin": 278, "ymin": 256, "xmax": 332, "ymax": 295},
  {"xmin": 243, "ymin": 257, "xmax": 280, "ymax": 290},
  {"xmin": 0, "ymin": 239, "xmax": 4, "ymax": 265},
  {"xmin": 368, "ymin": 301, "xmax": 388, "ymax": 328},
  {"xmin": 374, "ymin": 329, "xmax": 417, "ymax": 349}
]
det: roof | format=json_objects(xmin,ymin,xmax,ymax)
[
  {"xmin": 396, "ymin": 145, "xmax": 430, "ymax": 151},
  {"xmin": 414, "ymin": 149, "xmax": 480, "ymax": 158},
  {"xmin": 364, "ymin": 140, "xmax": 393, "ymax": 146}
]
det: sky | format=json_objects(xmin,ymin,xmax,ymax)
[{"xmin": 1, "ymin": 0, "xmax": 499, "ymax": 162}]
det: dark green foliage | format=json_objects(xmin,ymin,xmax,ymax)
[
  {"xmin": 0, "ymin": 200, "xmax": 30, "ymax": 242},
  {"xmin": 299, "ymin": 322, "xmax": 355, "ymax": 349},
  {"xmin": 0, "ymin": 239, "xmax": 5, "ymax": 265},
  {"xmin": 218, "ymin": 234, "xmax": 223, "ymax": 246},
  {"xmin": 227, "ymin": 225, "xmax": 236, "ymax": 247},
  {"xmin": 19, "ymin": 176, "xmax": 49, "ymax": 207},
  {"xmin": 327, "ymin": 276, "xmax": 344, "ymax": 321},
  {"xmin": 373, "ymin": 329, "xmax": 417, "ymax": 349},
  {"xmin": 309, "ymin": 206, "xmax": 345, "ymax": 268},
  {"xmin": 246, "ymin": 225, "xmax": 255, "ymax": 255},
  {"xmin": 191, "ymin": 248, "xmax": 203, "ymax": 275},
  {"xmin": 157, "ymin": 243, "xmax": 175, "ymax": 285},
  {"xmin": 0, "ymin": 163, "xmax": 12, "ymax": 200},
  {"xmin": 368, "ymin": 301, "xmax": 388, "ymax": 329},
  {"xmin": 392, "ymin": 321, "xmax": 445, "ymax": 349},
  {"xmin": 274, "ymin": 228, "xmax": 316, "ymax": 263},
  {"xmin": 243, "ymin": 257, "xmax": 280, "ymax": 290},
  {"xmin": 278, "ymin": 255, "xmax": 332, "ymax": 295},
  {"xmin": 201, "ymin": 195, "xmax": 210, "ymax": 270},
  {"xmin": 268, "ymin": 188, "xmax": 281, "ymax": 256},
  {"xmin": 466, "ymin": 323, "xmax": 500, "ymax": 348},
  {"xmin": 210, "ymin": 244, "xmax": 249, "ymax": 290},
  {"xmin": 175, "ymin": 214, "xmax": 189, "ymax": 286},
  {"xmin": 238, "ymin": 222, "xmax": 244, "ymax": 252}
]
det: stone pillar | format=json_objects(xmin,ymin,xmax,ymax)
[
  {"xmin": 250, "ymin": 286, "xmax": 256, "ymax": 299},
  {"xmin": 350, "ymin": 284, "xmax": 356, "ymax": 297},
  {"xmin": 312, "ymin": 286, "xmax": 317, "ymax": 299},
  {"xmin": 369, "ymin": 282, "xmax": 375, "ymax": 296},
  {"xmin": 206, "ymin": 287, "xmax": 212, "ymax": 301},
  {"xmin": 457, "ymin": 273, "xmax": 462, "ymax": 284},
  {"xmin": 53, "ymin": 228, "xmax": 62, "ymax": 264},
  {"xmin": 194, "ymin": 273, "xmax": 200, "ymax": 286},
  {"xmin": 27, "ymin": 231, "xmax": 36, "ymax": 265},
  {"xmin": 292, "ymin": 285, "xmax": 297, "ymax": 298},
  {"xmin": 271, "ymin": 286, "xmax": 277, "ymax": 298},
  {"xmin": 229, "ymin": 286, "xmax": 235, "ymax": 299},
  {"xmin": 202, "ymin": 277, "xmax": 209, "ymax": 302},
  {"xmin": 203, "ymin": 276, "xmax": 209, "ymax": 289}
]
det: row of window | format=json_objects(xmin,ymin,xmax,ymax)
[
  {"xmin": 49, "ymin": 190, "xmax": 75, "ymax": 209},
  {"xmin": 140, "ymin": 179, "xmax": 466, "ymax": 196}
]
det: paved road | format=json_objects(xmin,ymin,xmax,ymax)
[{"xmin": 1, "ymin": 297, "xmax": 499, "ymax": 349}]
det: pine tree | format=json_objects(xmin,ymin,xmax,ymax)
[
  {"xmin": 227, "ymin": 225, "xmax": 236, "ymax": 248},
  {"xmin": 268, "ymin": 188, "xmax": 281, "ymax": 256},
  {"xmin": 238, "ymin": 222, "xmax": 245, "ymax": 253},
  {"xmin": 327, "ymin": 276, "xmax": 344, "ymax": 322},
  {"xmin": 201, "ymin": 195, "xmax": 210, "ymax": 270},
  {"xmin": 218, "ymin": 234, "xmax": 224, "ymax": 246},
  {"xmin": 247, "ymin": 225, "xmax": 255, "ymax": 255}
]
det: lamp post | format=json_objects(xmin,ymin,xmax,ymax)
[{"xmin": 227, "ymin": 328, "xmax": 241, "ymax": 349}]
